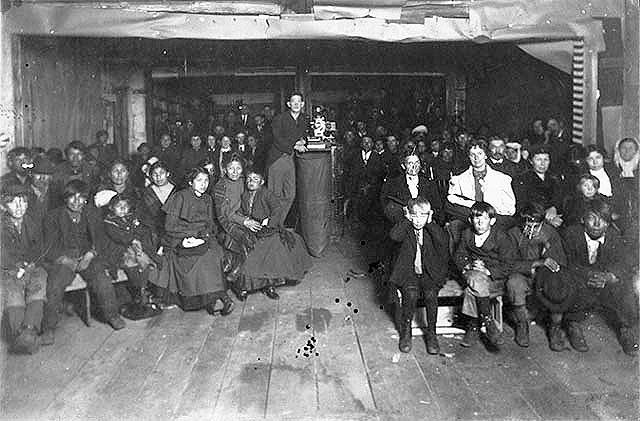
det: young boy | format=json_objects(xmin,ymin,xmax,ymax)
[
  {"xmin": 0, "ymin": 184, "xmax": 47, "ymax": 354},
  {"xmin": 389, "ymin": 197, "xmax": 449, "ymax": 354},
  {"xmin": 454, "ymin": 202, "xmax": 518, "ymax": 349}
]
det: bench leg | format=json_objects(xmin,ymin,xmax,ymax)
[
  {"xmin": 492, "ymin": 296, "xmax": 503, "ymax": 332},
  {"xmin": 83, "ymin": 289, "xmax": 91, "ymax": 327}
]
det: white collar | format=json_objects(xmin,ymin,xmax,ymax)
[{"xmin": 584, "ymin": 232, "xmax": 605, "ymax": 245}]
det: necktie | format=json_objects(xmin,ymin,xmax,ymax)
[{"xmin": 414, "ymin": 229, "xmax": 423, "ymax": 274}]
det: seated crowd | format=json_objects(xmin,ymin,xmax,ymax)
[{"xmin": 1, "ymin": 108, "xmax": 638, "ymax": 364}]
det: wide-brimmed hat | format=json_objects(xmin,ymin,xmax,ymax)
[{"xmin": 32, "ymin": 156, "xmax": 56, "ymax": 174}]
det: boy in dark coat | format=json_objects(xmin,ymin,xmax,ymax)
[
  {"xmin": 389, "ymin": 196, "xmax": 449, "ymax": 354},
  {"xmin": 546, "ymin": 199, "xmax": 638, "ymax": 355},
  {"xmin": 0, "ymin": 184, "xmax": 47, "ymax": 354},
  {"xmin": 454, "ymin": 202, "xmax": 518, "ymax": 349}
]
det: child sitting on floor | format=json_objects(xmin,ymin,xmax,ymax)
[
  {"xmin": 388, "ymin": 196, "xmax": 449, "ymax": 354},
  {"xmin": 0, "ymin": 184, "xmax": 48, "ymax": 354},
  {"xmin": 102, "ymin": 194, "xmax": 161, "ymax": 320}
]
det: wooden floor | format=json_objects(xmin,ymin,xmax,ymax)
[{"xmin": 1, "ymin": 234, "xmax": 638, "ymax": 421}]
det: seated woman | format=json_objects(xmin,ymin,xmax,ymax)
[
  {"xmin": 150, "ymin": 167, "xmax": 233, "ymax": 315},
  {"xmin": 235, "ymin": 170, "xmax": 311, "ymax": 300},
  {"xmin": 93, "ymin": 159, "xmax": 142, "ymax": 215},
  {"xmin": 140, "ymin": 160, "xmax": 176, "ymax": 239},
  {"xmin": 562, "ymin": 173, "xmax": 613, "ymax": 227},
  {"xmin": 102, "ymin": 194, "xmax": 162, "ymax": 320}
]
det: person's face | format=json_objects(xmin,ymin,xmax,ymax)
[
  {"xmin": 31, "ymin": 173, "xmax": 52, "ymax": 190},
  {"xmin": 579, "ymin": 179, "xmax": 598, "ymax": 198},
  {"xmin": 214, "ymin": 126, "xmax": 225, "ymax": 137},
  {"xmin": 12, "ymin": 153, "xmax": 32, "ymax": 175},
  {"xmin": 404, "ymin": 155, "xmax": 421, "ymax": 176},
  {"xmin": 374, "ymin": 140, "xmax": 385, "ymax": 153},
  {"xmin": 442, "ymin": 130, "xmax": 451, "ymax": 142},
  {"xmin": 247, "ymin": 136, "xmax": 257, "ymax": 148},
  {"xmin": 468, "ymin": 146, "xmax": 487, "ymax": 169},
  {"xmin": 66, "ymin": 192, "xmax": 87, "ymax": 213},
  {"xmin": 488, "ymin": 140, "xmax": 506, "ymax": 160},
  {"xmin": 254, "ymin": 115, "xmax": 264, "ymax": 126},
  {"xmin": 225, "ymin": 160, "xmax": 243, "ymax": 181},
  {"xmin": 110, "ymin": 163, "xmax": 129, "ymax": 185},
  {"xmin": 586, "ymin": 151, "xmax": 604, "ymax": 171},
  {"xmin": 387, "ymin": 137, "xmax": 399, "ymax": 153},
  {"xmin": 441, "ymin": 148, "xmax": 454, "ymax": 162},
  {"xmin": 505, "ymin": 147, "xmax": 518, "ymax": 162},
  {"xmin": 344, "ymin": 131, "xmax": 355, "ymax": 145},
  {"xmin": 619, "ymin": 140, "xmax": 638, "ymax": 162},
  {"xmin": 246, "ymin": 173, "xmax": 264, "ymax": 191},
  {"xmin": 151, "ymin": 167, "xmax": 169, "ymax": 187},
  {"xmin": 287, "ymin": 95, "xmax": 304, "ymax": 114},
  {"xmin": 190, "ymin": 136, "xmax": 202, "ymax": 149},
  {"xmin": 97, "ymin": 134, "xmax": 108, "ymax": 144},
  {"xmin": 236, "ymin": 133, "xmax": 246, "ymax": 145},
  {"xmin": 112, "ymin": 200, "xmax": 130, "ymax": 218},
  {"xmin": 207, "ymin": 135, "xmax": 216, "ymax": 148},
  {"xmin": 139, "ymin": 145, "xmax": 151, "ymax": 157},
  {"xmin": 361, "ymin": 138, "xmax": 373, "ymax": 152},
  {"xmin": 533, "ymin": 120, "xmax": 544, "ymax": 135},
  {"xmin": 532, "ymin": 153, "xmax": 550, "ymax": 174},
  {"xmin": 456, "ymin": 133, "xmax": 468, "ymax": 148},
  {"xmin": 67, "ymin": 148, "xmax": 84, "ymax": 168},
  {"xmin": 191, "ymin": 172, "xmax": 209, "ymax": 195},
  {"xmin": 356, "ymin": 121, "xmax": 366, "ymax": 131},
  {"xmin": 160, "ymin": 135, "xmax": 172, "ymax": 148},
  {"xmin": 417, "ymin": 141, "xmax": 427, "ymax": 154},
  {"xmin": 583, "ymin": 211, "xmax": 608, "ymax": 240},
  {"xmin": 221, "ymin": 136, "xmax": 232, "ymax": 149},
  {"xmin": 471, "ymin": 211, "xmax": 495, "ymax": 235},
  {"xmin": 408, "ymin": 203, "xmax": 432, "ymax": 230},
  {"xmin": 430, "ymin": 140, "xmax": 441, "ymax": 153},
  {"xmin": 547, "ymin": 119, "xmax": 559, "ymax": 135},
  {"xmin": 3, "ymin": 195, "xmax": 28, "ymax": 219},
  {"xmin": 403, "ymin": 141, "xmax": 416, "ymax": 155}
]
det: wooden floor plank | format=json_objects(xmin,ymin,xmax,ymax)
[
  {"xmin": 44, "ymin": 318, "xmax": 157, "ymax": 420},
  {"xmin": 265, "ymin": 288, "xmax": 317, "ymax": 419},
  {"xmin": 130, "ymin": 311, "xmax": 217, "ymax": 420},
  {"xmin": 173, "ymin": 301, "xmax": 244, "ymax": 420},
  {"xmin": 83, "ymin": 309, "xmax": 187, "ymax": 419},
  {"xmin": 212, "ymin": 295, "xmax": 278, "ymax": 419},
  {"xmin": 351, "ymin": 284, "xmax": 440, "ymax": 419},
  {"xmin": 312, "ymin": 290, "xmax": 376, "ymax": 415},
  {"xmin": 1, "ymin": 317, "xmax": 112, "ymax": 418}
]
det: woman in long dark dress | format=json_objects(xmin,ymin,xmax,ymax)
[
  {"xmin": 151, "ymin": 167, "xmax": 233, "ymax": 315},
  {"xmin": 140, "ymin": 161, "xmax": 176, "ymax": 239}
]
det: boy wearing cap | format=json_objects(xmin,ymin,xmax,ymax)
[
  {"xmin": 1, "ymin": 184, "xmax": 47, "ymax": 354},
  {"xmin": 27, "ymin": 156, "xmax": 57, "ymax": 227},
  {"xmin": 1, "ymin": 147, "xmax": 33, "ymax": 187}
]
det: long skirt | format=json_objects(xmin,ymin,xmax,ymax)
[
  {"xmin": 152, "ymin": 244, "xmax": 226, "ymax": 308},
  {"xmin": 236, "ymin": 231, "xmax": 312, "ymax": 292}
]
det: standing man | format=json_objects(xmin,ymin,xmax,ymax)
[
  {"xmin": 266, "ymin": 92, "xmax": 308, "ymax": 224},
  {"xmin": 88, "ymin": 130, "xmax": 118, "ymax": 167}
]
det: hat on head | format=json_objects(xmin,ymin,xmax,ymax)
[
  {"xmin": 505, "ymin": 142, "xmax": 522, "ymax": 150},
  {"xmin": 411, "ymin": 125, "xmax": 428, "ymax": 135},
  {"xmin": 32, "ymin": 156, "xmax": 56, "ymax": 174}
]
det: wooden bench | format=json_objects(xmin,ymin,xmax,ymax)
[
  {"xmin": 64, "ymin": 269, "xmax": 128, "ymax": 326},
  {"xmin": 412, "ymin": 279, "xmax": 503, "ymax": 336}
]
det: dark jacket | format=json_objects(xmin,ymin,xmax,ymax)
[
  {"xmin": 388, "ymin": 219, "xmax": 449, "ymax": 290},
  {"xmin": 1, "ymin": 212, "xmax": 45, "ymax": 271},
  {"xmin": 267, "ymin": 112, "xmax": 308, "ymax": 169},
  {"xmin": 562, "ymin": 224, "xmax": 636, "ymax": 281},
  {"xmin": 507, "ymin": 223, "xmax": 567, "ymax": 275},
  {"xmin": 454, "ymin": 227, "xmax": 516, "ymax": 281},
  {"xmin": 43, "ymin": 204, "xmax": 105, "ymax": 262},
  {"xmin": 514, "ymin": 170, "xmax": 563, "ymax": 213},
  {"xmin": 241, "ymin": 187, "xmax": 284, "ymax": 229},
  {"xmin": 379, "ymin": 174, "xmax": 443, "ymax": 225},
  {"xmin": 102, "ymin": 213, "xmax": 156, "ymax": 266},
  {"xmin": 343, "ymin": 150, "xmax": 385, "ymax": 197}
]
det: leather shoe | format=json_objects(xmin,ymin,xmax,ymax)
[
  {"xmin": 548, "ymin": 324, "xmax": 569, "ymax": 352},
  {"xmin": 425, "ymin": 330, "xmax": 440, "ymax": 355},
  {"xmin": 107, "ymin": 316, "xmax": 126, "ymax": 330},
  {"xmin": 398, "ymin": 319, "xmax": 412, "ymax": 353},
  {"xmin": 566, "ymin": 322, "xmax": 588, "ymax": 352},
  {"xmin": 235, "ymin": 290, "xmax": 248, "ymax": 301},
  {"xmin": 619, "ymin": 327, "xmax": 639, "ymax": 356},
  {"xmin": 263, "ymin": 286, "xmax": 280, "ymax": 300}
]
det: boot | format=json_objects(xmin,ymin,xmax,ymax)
[
  {"xmin": 566, "ymin": 321, "xmax": 588, "ymax": 352},
  {"xmin": 206, "ymin": 293, "xmax": 234, "ymax": 317},
  {"xmin": 263, "ymin": 286, "xmax": 280, "ymax": 300},
  {"xmin": 461, "ymin": 318, "xmax": 480, "ymax": 348},
  {"xmin": 619, "ymin": 326, "xmax": 639, "ymax": 356},
  {"xmin": 424, "ymin": 293, "xmax": 440, "ymax": 355},
  {"xmin": 120, "ymin": 287, "xmax": 162, "ymax": 321},
  {"xmin": 222, "ymin": 252, "xmax": 235, "ymax": 273},
  {"xmin": 548, "ymin": 323, "xmax": 569, "ymax": 352},
  {"xmin": 512, "ymin": 306, "xmax": 530, "ymax": 347},
  {"xmin": 14, "ymin": 326, "xmax": 39, "ymax": 354},
  {"xmin": 478, "ymin": 297, "xmax": 503, "ymax": 347},
  {"xmin": 40, "ymin": 329, "xmax": 55, "ymax": 346},
  {"xmin": 398, "ymin": 318, "xmax": 413, "ymax": 353},
  {"xmin": 107, "ymin": 315, "xmax": 126, "ymax": 330}
]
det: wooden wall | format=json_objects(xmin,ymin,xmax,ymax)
[{"xmin": 14, "ymin": 36, "xmax": 107, "ymax": 150}]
